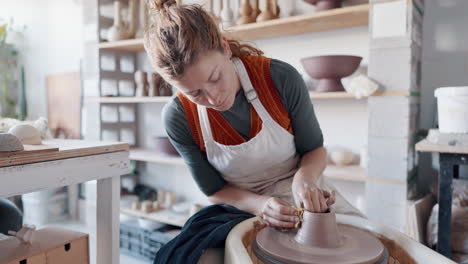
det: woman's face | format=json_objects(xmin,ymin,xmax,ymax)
[{"xmin": 167, "ymin": 39, "xmax": 241, "ymax": 111}]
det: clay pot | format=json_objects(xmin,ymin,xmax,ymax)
[
  {"xmin": 154, "ymin": 136, "xmax": 179, "ymax": 156},
  {"xmin": 295, "ymin": 211, "xmax": 341, "ymax": 248},
  {"xmin": 220, "ymin": 0, "xmax": 235, "ymax": 28},
  {"xmin": 147, "ymin": 73, "xmax": 160, "ymax": 97},
  {"xmin": 237, "ymin": 0, "xmax": 256, "ymax": 24},
  {"xmin": 301, "ymin": 55, "xmax": 362, "ymax": 92},
  {"xmin": 107, "ymin": 1, "xmax": 126, "ymax": 41},
  {"xmin": 134, "ymin": 71, "xmax": 149, "ymax": 96},
  {"xmin": 303, "ymin": 0, "xmax": 343, "ymax": 11},
  {"xmin": 256, "ymin": 0, "xmax": 280, "ymax": 22}
]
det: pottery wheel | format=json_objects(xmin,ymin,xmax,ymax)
[{"xmin": 253, "ymin": 225, "xmax": 388, "ymax": 264}]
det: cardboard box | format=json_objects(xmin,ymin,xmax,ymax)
[{"xmin": 0, "ymin": 227, "xmax": 89, "ymax": 264}]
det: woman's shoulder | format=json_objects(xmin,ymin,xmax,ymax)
[
  {"xmin": 162, "ymin": 96, "xmax": 191, "ymax": 137},
  {"xmin": 268, "ymin": 59, "xmax": 308, "ymax": 108},
  {"xmin": 269, "ymin": 58, "xmax": 302, "ymax": 81}
]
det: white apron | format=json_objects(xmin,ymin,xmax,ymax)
[{"xmin": 197, "ymin": 57, "xmax": 363, "ymax": 217}]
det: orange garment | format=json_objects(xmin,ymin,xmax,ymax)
[{"xmin": 177, "ymin": 56, "xmax": 293, "ymax": 152}]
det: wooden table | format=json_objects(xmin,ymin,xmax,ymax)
[
  {"xmin": 0, "ymin": 139, "xmax": 130, "ymax": 264},
  {"xmin": 415, "ymin": 135, "xmax": 468, "ymax": 258}
]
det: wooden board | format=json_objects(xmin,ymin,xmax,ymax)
[
  {"xmin": 0, "ymin": 139, "xmax": 129, "ymax": 168},
  {"xmin": 224, "ymin": 4, "xmax": 370, "ymax": 41},
  {"xmin": 415, "ymin": 139, "xmax": 468, "ymax": 154},
  {"xmin": 0, "ymin": 144, "xmax": 59, "ymax": 158}
]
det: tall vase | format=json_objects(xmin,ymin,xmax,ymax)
[
  {"xmin": 107, "ymin": 1, "xmax": 126, "ymax": 41},
  {"xmin": 238, "ymin": 0, "xmax": 255, "ymax": 24},
  {"xmin": 251, "ymin": 0, "xmax": 260, "ymax": 21},
  {"xmin": 278, "ymin": 0, "xmax": 294, "ymax": 18},
  {"xmin": 256, "ymin": 0, "xmax": 279, "ymax": 22},
  {"xmin": 136, "ymin": 0, "xmax": 148, "ymax": 38},
  {"xmin": 125, "ymin": 0, "xmax": 139, "ymax": 39},
  {"xmin": 220, "ymin": 0, "xmax": 235, "ymax": 28}
]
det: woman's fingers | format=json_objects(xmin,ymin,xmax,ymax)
[
  {"xmin": 326, "ymin": 190, "xmax": 336, "ymax": 207},
  {"xmin": 318, "ymin": 190, "xmax": 328, "ymax": 212},
  {"xmin": 312, "ymin": 190, "xmax": 323, "ymax": 212},
  {"xmin": 264, "ymin": 207, "xmax": 299, "ymax": 223},
  {"xmin": 262, "ymin": 214, "xmax": 296, "ymax": 228},
  {"xmin": 302, "ymin": 191, "xmax": 314, "ymax": 212}
]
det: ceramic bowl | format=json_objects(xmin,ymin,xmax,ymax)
[
  {"xmin": 301, "ymin": 55, "xmax": 362, "ymax": 92},
  {"xmin": 154, "ymin": 136, "xmax": 180, "ymax": 156},
  {"xmin": 303, "ymin": 0, "xmax": 343, "ymax": 11}
]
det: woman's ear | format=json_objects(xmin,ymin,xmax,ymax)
[{"xmin": 221, "ymin": 36, "xmax": 232, "ymax": 58}]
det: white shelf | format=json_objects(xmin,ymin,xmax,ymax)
[
  {"xmin": 130, "ymin": 148, "xmax": 185, "ymax": 165},
  {"xmin": 323, "ymin": 165, "xmax": 368, "ymax": 182},
  {"xmin": 98, "ymin": 4, "xmax": 370, "ymax": 52},
  {"xmin": 129, "ymin": 148, "xmax": 395, "ymax": 184},
  {"xmin": 85, "ymin": 96, "xmax": 173, "ymax": 103},
  {"xmin": 85, "ymin": 91, "xmax": 411, "ymax": 104},
  {"xmin": 120, "ymin": 207, "xmax": 188, "ymax": 227}
]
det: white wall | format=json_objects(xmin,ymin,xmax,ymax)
[
  {"xmin": 420, "ymin": 0, "xmax": 468, "ymax": 129},
  {"xmin": 0, "ymin": 0, "xmax": 83, "ymax": 119},
  {"xmin": 417, "ymin": 0, "xmax": 468, "ymax": 193},
  {"xmin": 133, "ymin": 1, "xmax": 370, "ymax": 207}
]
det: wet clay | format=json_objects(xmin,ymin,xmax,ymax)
[
  {"xmin": 253, "ymin": 212, "xmax": 387, "ymax": 264},
  {"xmin": 246, "ymin": 220, "xmax": 415, "ymax": 264}
]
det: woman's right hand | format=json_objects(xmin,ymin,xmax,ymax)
[{"xmin": 259, "ymin": 197, "xmax": 299, "ymax": 229}]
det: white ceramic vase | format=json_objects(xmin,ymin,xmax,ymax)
[
  {"xmin": 107, "ymin": 1, "xmax": 126, "ymax": 41},
  {"xmin": 220, "ymin": 0, "xmax": 235, "ymax": 28}
]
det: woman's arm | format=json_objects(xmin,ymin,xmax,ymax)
[
  {"xmin": 292, "ymin": 146, "xmax": 335, "ymax": 212},
  {"xmin": 294, "ymin": 146, "xmax": 327, "ymax": 186},
  {"xmin": 208, "ymin": 185, "xmax": 299, "ymax": 228}
]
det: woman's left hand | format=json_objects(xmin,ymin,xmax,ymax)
[{"xmin": 292, "ymin": 179, "xmax": 335, "ymax": 213}]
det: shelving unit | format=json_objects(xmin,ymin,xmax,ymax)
[
  {"xmin": 83, "ymin": 0, "xmax": 424, "ymax": 234},
  {"xmin": 98, "ymin": 4, "xmax": 370, "ymax": 52},
  {"xmin": 120, "ymin": 207, "xmax": 188, "ymax": 227},
  {"xmin": 128, "ymin": 148, "xmax": 406, "ymax": 185},
  {"xmin": 85, "ymin": 91, "xmax": 411, "ymax": 104}
]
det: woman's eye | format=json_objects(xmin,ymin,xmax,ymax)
[
  {"xmin": 191, "ymin": 90, "xmax": 201, "ymax": 97},
  {"xmin": 211, "ymin": 74, "xmax": 221, "ymax": 83}
]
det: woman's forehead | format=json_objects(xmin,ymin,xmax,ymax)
[{"xmin": 174, "ymin": 52, "xmax": 224, "ymax": 85}]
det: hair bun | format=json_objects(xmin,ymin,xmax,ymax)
[{"xmin": 148, "ymin": 0, "xmax": 177, "ymax": 11}]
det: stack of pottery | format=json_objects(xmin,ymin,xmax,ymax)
[{"xmin": 134, "ymin": 71, "xmax": 173, "ymax": 97}]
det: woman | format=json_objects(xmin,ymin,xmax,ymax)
[{"xmin": 144, "ymin": 0, "xmax": 361, "ymax": 229}]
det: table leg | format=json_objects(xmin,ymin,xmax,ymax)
[
  {"xmin": 96, "ymin": 176, "xmax": 121, "ymax": 264},
  {"xmin": 438, "ymin": 154, "xmax": 453, "ymax": 257}
]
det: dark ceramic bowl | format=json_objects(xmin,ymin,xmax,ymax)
[
  {"xmin": 154, "ymin": 136, "xmax": 179, "ymax": 156},
  {"xmin": 303, "ymin": 0, "xmax": 343, "ymax": 11},
  {"xmin": 301, "ymin": 55, "xmax": 362, "ymax": 92}
]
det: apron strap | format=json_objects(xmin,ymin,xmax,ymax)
[
  {"xmin": 197, "ymin": 104, "xmax": 214, "ymax": 144},
  {"xmin": 198, "ymin": 57, "xmax": 277, "ymax": 145},
  {"xmin": 232, "ymin": 58, "xmax": 272, "ymax": 122}
]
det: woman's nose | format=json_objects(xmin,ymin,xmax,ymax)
[{"xmin": 205, "ymin": 88, "xmax": 222, "ymax": 106}]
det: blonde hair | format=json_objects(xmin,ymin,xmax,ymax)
[{"xmin": 144, "ymin": 0, "xmax": 263, "ymax": 79}]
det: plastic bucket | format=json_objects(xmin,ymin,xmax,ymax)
[{"xmin": 435, "ymin": 87, "xmax": 468, "ymax": 133}]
